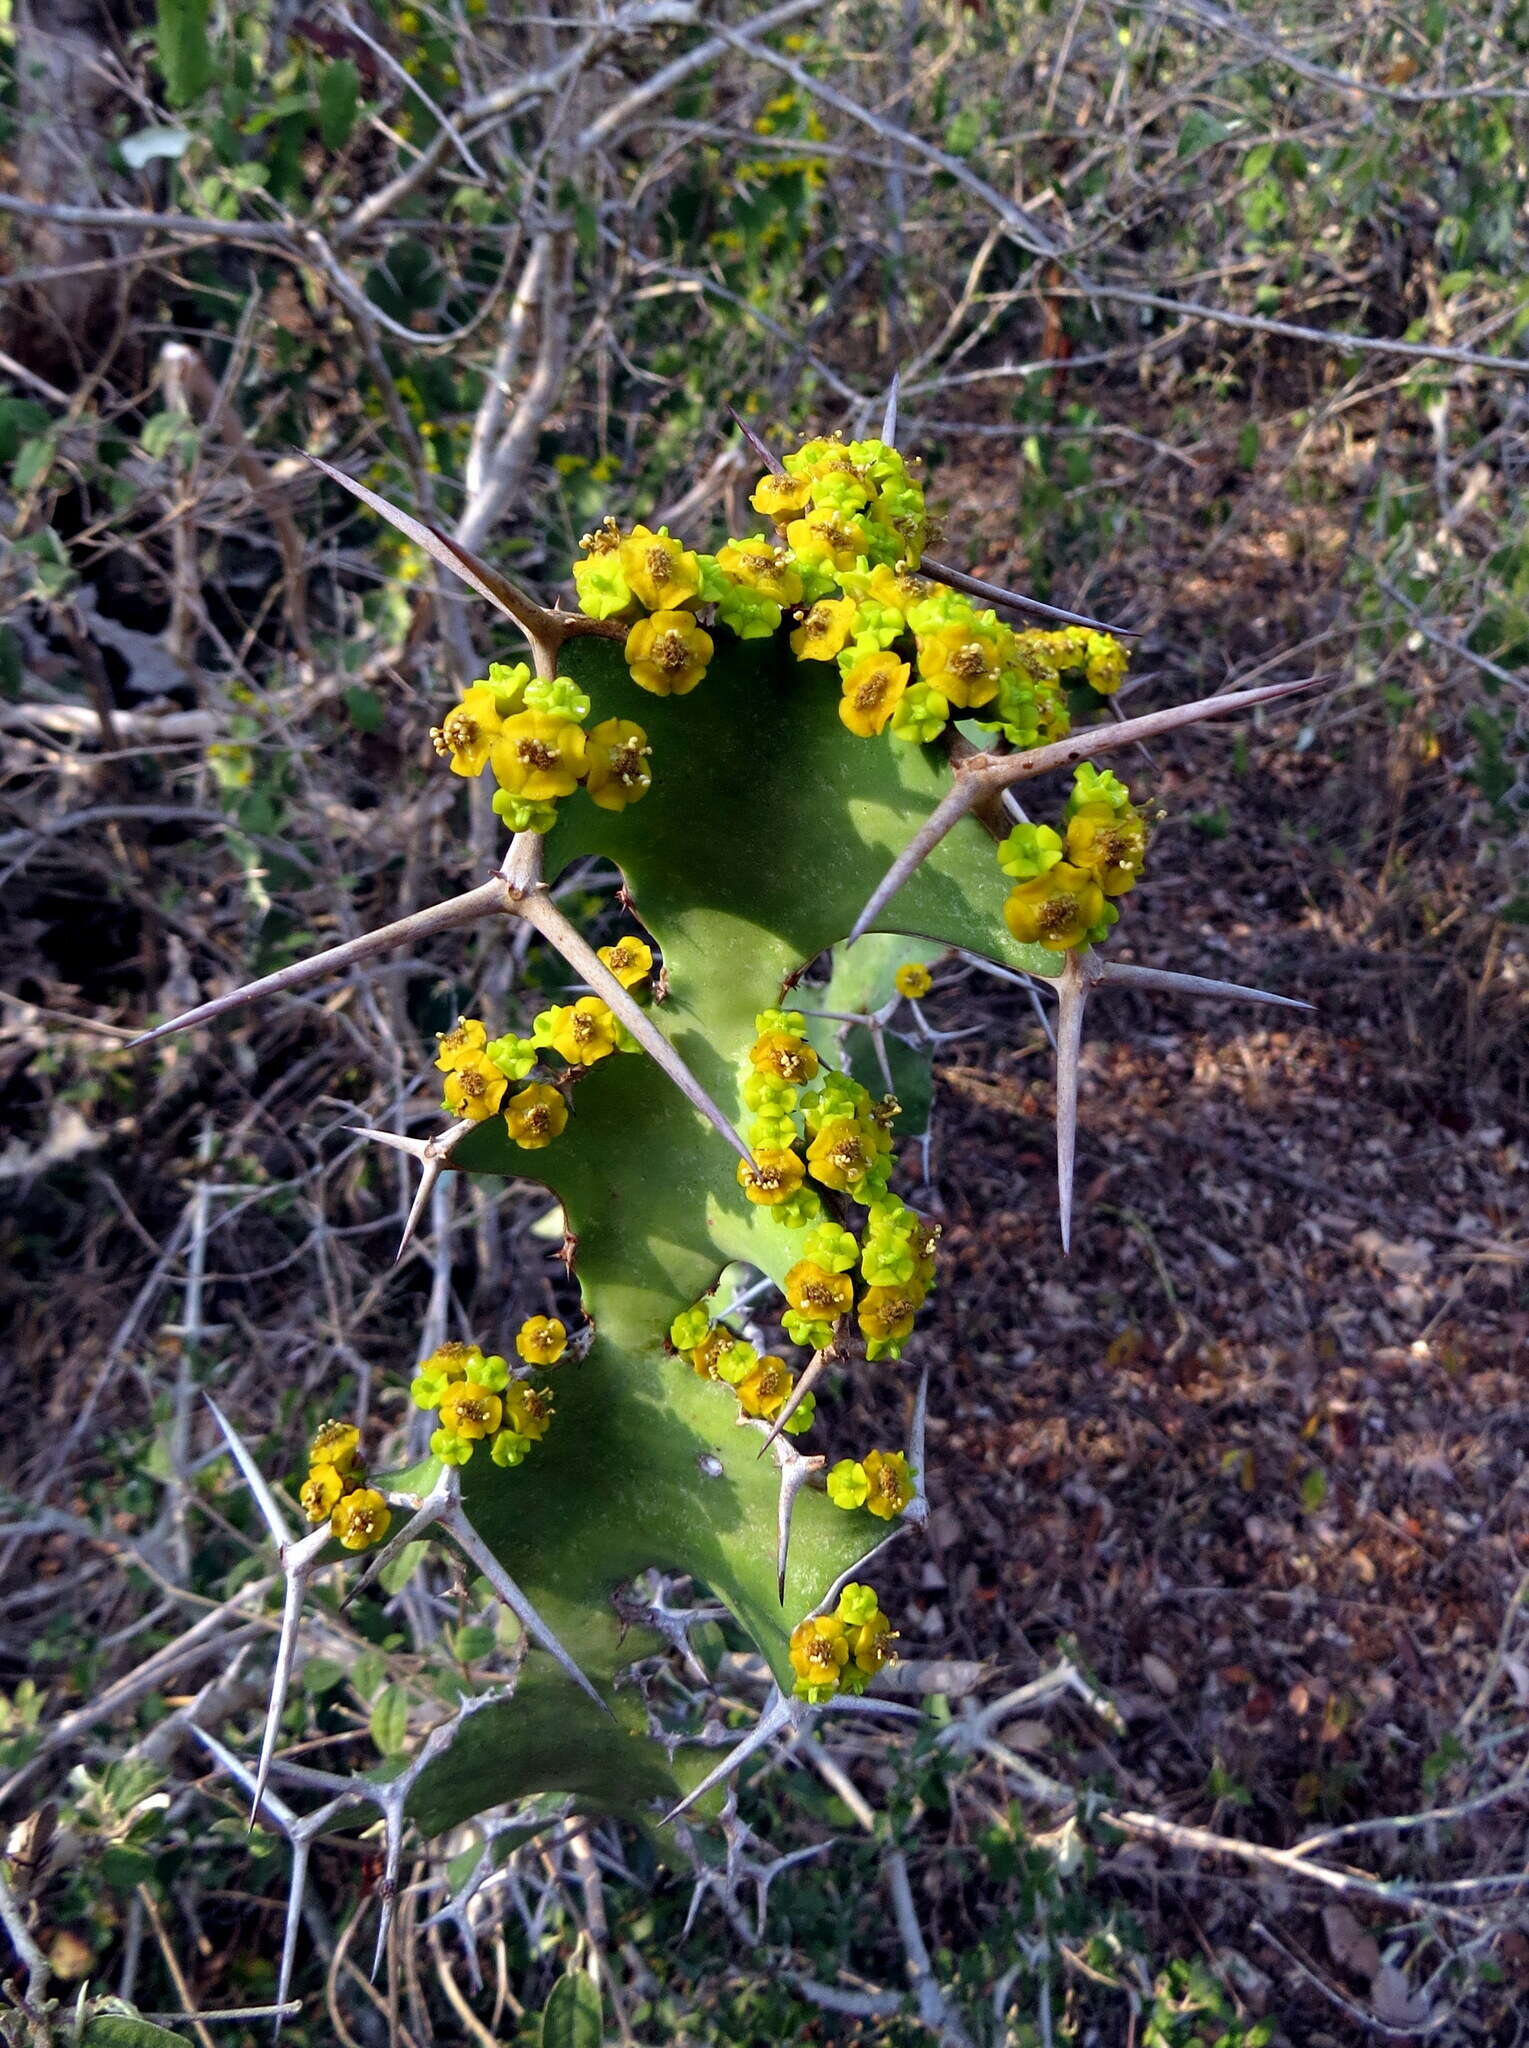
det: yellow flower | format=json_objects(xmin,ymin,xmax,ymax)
[
  {"xmin": 737, "ymin": 1354, "xmax": 793, "ymax": 1420},
  {"xmin": 416, "ymin": 1340, "xmax": 477, "ymax": 1384},
  {"xmin": 438, "ymin": 1382, "xmax": 503, "ymax": 1440},
  {"xmin": 894, "ymin": 962, "xmax": 932, "ymax": 1000},
  {"xmin": 861, "ymin": 1448, "xmax": 914, "ymax": 1521},
  {"xmin": 490, "ymin": 712, "xmax": 587, "ymax": 801},
  {"xmin": 504, "ymin": 1082, "xmax": 569, "ymax": 1149},
  {"xmin": 1002, "ymin": 863, "xmax": 1105, "ymax": 950},
  {"xmin": 716, "ymin": 537, "xmax": 804, "ymax": 607},
  {"xmin": 689, "ymin": 1325, "xmax": 736, "ymax": 1381},
  {"xmin": 789, "ymin": 1613, "xmax": 849, "ymax": 1693},
  {"xmin": 598, "ymin": 936, "xmax": 654, "ymax": 989},
  {"xmin": 430, "ymin": 683, "xmax": 506, "ymax": 777},
  {"xmin": 858, "ymin": 1285, "xmax": 919, "ymax": 1346},
  {"xmin": 736, "ymin": 1148, "xmax": 805, "ymax": 1206},
  {"xmin": 442, "ymin": 1051, "xmax": 509, "ymax": 1122},
  {"xmin": 806, "ymin": 1115, "xmax": 878, "ymax": 1191},
  {"xmin": 503, "ymin": 1382, "xmax": 554, "ymax": 1441},
  {"xmin": 849, "ymin": 1608, "xmax": 896, "ymax": 1675},
  {"xmin": 783, "ymin": 1260, "xmax": 854, "ymax": 1321},
  {"xmin": 624, "ymin": 611, "xmax": 713, "ymax": 696},
  {"xmin": 749, "ymin": 1030, "xmax": 819, "ymax": 1086},
  {"xmin": 854, "ymin": 563, "xmax": 929, "ymax": 616},
  {"xmin": 916, "ymin": 621, "xmax": 1002, "ymax": 709},
  {"xmin": 332, "ymin": 1488, "xmax": 391, "ymax": 1550},
  {"xmin": 789, "ymin": 596, "xmax": 858, "ymax": 663},
  {"xmin": 751, "ymin": 472, "xmax": 812, "ymax": 523},
  {"xmin": 435, "ymin": 1017, "xmax": 488, "ymax": 1073},
  {"xmin": 515, "ymin": 1315, "xmax": 567, "ymax": 1366},
  {"xmin": 300, "ymin": 1463, "xmax": 344, "ymax": 1524},
  {"xmin": 618, "ymin": 525, "xmax": 701, "ymax": 611},
  {"xmin": 1065, "ymin": 804, "xmax": 1147, "ymax": 896},
  {"xmin": 785, "ymin": 509, "xmax": 865, "ymax": 571},
  {"xmin": 838, "ymin": 650, "xmax": 909, "ymax": 737},
  {"xmin": 545, "ymin": 997, "xmax": 620, "ymax": 1066},
  {"xmin": 584, "ymin": 718, "xmax": 652, "ymax": 811},
  {"xmin": 309, "ymin": 1419, "xmax": 361, "ymax": 1475}
]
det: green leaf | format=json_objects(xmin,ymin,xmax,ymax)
[
  {"xmin": 343, "ymin": 683, "xmax": 384, "ymax": 734},
  {"xmin": 1237, "ymin": 422, "xmax": 1260, "ymax": 470},
  {"xmin": 154, "ymin": 0, "xmax": 212, "ymax": 107},
  {"xmin": 1177, "ymin": 109, "xmax": 1229, "ymax": 157},
  {"xmin": 11, "ymin": 434, "xmax": 56, "ymax": 493},
  {"xmin": 83, "ymin": 2018, "xmax": 190, "ymax": 2047},
  {"xmin": 1300, "ymin": 1467, "xmax": 1328, "ymax": 1512},
  {"xmin": 541, "ymin": 1969, "xmax": 603, "ymax": 2048},
  {"xmin": 377, "ymin": 1539, "xmax": 429, "ymax": 1596},
  {"xmin": 370, "ymin": 1683, "xmax": 410, "ymax": 1756},
  {"xmin": 300, "ymin": 1656, "xmax": 345, "ymax": 1696},
  {"xmin": 318, "ymin": 58, "xmax": 360, "ymax": 150}
]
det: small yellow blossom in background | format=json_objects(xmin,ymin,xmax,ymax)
[
  {"xmin": 584, "ymin": 718, "xmax": 652, "ymax": 811},
  {"xmin": 749, "ymin": 1030, "xmax": 819, "ymax": 1086},
  {"xmin": 737, "ymin": 1354, "xmax": 793, "ymax": 1420},
  {"xmin": 442, "ymin": 1052, "xmax": 508, "ymax": 1122},
  {"xmin": 515, "ymin": 1316, "xmax": 567, "ymax": 1366},
  {"xmin": 597, "ymin": 936, "xmax": 654, "ymax": 988},
  {"xmin": 838, "ymin": 650, "xmax": 909, "ymax": 737},
  {"xmin": 894, "ymin": 962, "xmax": 932, "ymax": 1000},
  {"xmin": 861, "ymin": 1448, "xmax": 914, "ymax": 1520},
  {"xmin": 438, "ymin": 1383, "xmax": 503, "ymax": 1441},
  {"xmin": 789, "ymin": 596, "xmax": 858, "ymax": 663},
  {"xmin": 504, "ymin": 1082, "xmax": 569, "ymax": 1150},
  {"xmin": 332, "ymin": 1488, "xmax": 391, "ymax": 1551},
  {"xmin": 618, "ymin": 525, "xmax": 701, "ymax": 611},
  {"xmin": 783, "ymin": 1260, "xmax": 854, "ymax": 1320},
  {"xmin": 416, "ymin": 1341, "xmax": 477, "ymax": 1384},
  {"xmin": 435, "ymin": 1017, "xmax": 487, "ymax": 1073},
  {"xmin": 1065, "ymin": 804, "xmax": 1148, "ymax": 896},
  {"xmin": 490, "ymin": 712, "xmax": 588, "ymax": 800},
  {"xmin": 309, "ymin": 1419, "xmax": 361, "ymax": 1474},
  {"xmin": 300, "ymin": 1464, "xmax": 344, "ymax": 1523},
  {"xmin": 1002, "ymin": 864, "xmax": 1106, "ymax": 950},
  {"xmin": 789, "ymin": 1612, "xmax": 849, "ymax": 1700},
  {"xmin": 503, "ymin": 1383, "xmax": 554, "ymax": 1441},
  {"xmin": 545, "ymin": 997, "xmax": 620, "ymax": 1066},
  {"xmin": 624, "ymin": 611, "xmax": 713, "ymax": 696}
]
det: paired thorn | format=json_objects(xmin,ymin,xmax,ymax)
[
  {"xmin": 1093, "ymin": 960, "xmax": 1315, "ymax": 1011},
  {"xmin": 743, "ymin": 1418, "xmax": 825, "ymax": 1605},
  {"xmin": 847, "ymin": 674, "xmax": 1325, "ymax": 945},
  {"xmin": 662, "ymin": 1687, "xmax": 798, "ymax": 1826},
  {"xmin": 345, "ymin": 1118, "xmax": 477, "ymax": 1261},
  {"xmin": 437, "ymin": 1494, "xmax": 609, "ymax": 1714},
  {"xmin": 129, "ymin": 880, "xmax": 509, "ymax": 1050}
]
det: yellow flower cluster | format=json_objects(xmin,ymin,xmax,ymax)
[
  {"xmin": 431, "ymin": 660, "xmax": 651, "ymax": 835},
  {"xmin": 410, "ymin": 1339, "xmax": 555, "ymax": 1471},
  {"xmin": 825, "ymin": 1448, "xmax": 916, "ymax": 1519},
  {"xmin": 668, "ymin": 1302, "xmax": 817, "ymax": 1435},
  {"xmin": 435, "ymin": 1015, "xmax": 572, "ymax": 1152},
  {"xmin": 299, "ymin": 1419, "xmax": 392, "ymax": 1552},
  {"xmin": 996, "ymin": 763, "xmax": 1150, "ymax": 954},
  {"xmin": 788, "ymin": 1581, "xmax": 896, "ymax": 1703}
]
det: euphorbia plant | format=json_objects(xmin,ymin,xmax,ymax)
[{"xmin": 136, "ymin": 420, "xmax": 1312, "ymax": 2009}]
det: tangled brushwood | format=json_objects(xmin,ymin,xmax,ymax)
[{"xmin": 126, "ymin": 422, "xmax": 1317, "ymax": 2022}]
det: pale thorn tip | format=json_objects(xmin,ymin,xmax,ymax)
[
  {"xmin": 920, "ymin": 555, "xmax": 1138, "ymax": 637},
  {"xmin": 438, "ymin": 1498, "xmax": 609, "ymax": 1713},
  {"xmin": 204, "ymin": 1393, "xmax": 292, "ymax": 1548},
  {"xmin": 905, "ymin": 1365, "xmax": 931, "ymax": 1528},
  {"xmin": 250, "ymin": 1525, "xmax": 331, "ymax": 1828},
  {"xmin": 881, "ymin": 369, "xmax": 900, "ymax": 449},
  {"xmin": 846, "ymin": 779, "xmax": 977, "ymax": 945},
  {"xmin": 1093, "ymin": 959, "xmax": 1315, "ymax": 1011},
  {"xmin": 728, "ymin": 406, "xmax": 786, "ymax": 476}
]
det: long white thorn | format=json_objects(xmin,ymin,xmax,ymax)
[
  {"xmin": 762, "ymin": 1432, "xmax": 825, "ymax": 1605},
  {"xmin": 846, "ymin": 779, "xmax": 978, "ymax": 944},
  {"xmin": 1054, "ymin": 951, "xmax": 1089, "ymax": 1255},
  {"xmin": 344, "ymin": 1125, "xmax": 430, "ymax": 1161},
  {"xmin": 905, "ymin": 1365, "xmax": 930, "ymax": 1529},
  {"xmin": 205, "ymin": 1395, "xmax": 293, "ymax": 1546},
  {"xmin": 395, "ymin": 1118, "xmax": 477, "ymax": 1263},
  {"xmin": 339, "ymin": 1477, "xmax": 451, "ymax": 1609},
  {"xmin": 1094, "ymin": 960, "xmax": 1314, "ymax": 1011},
  {"xmin": 129, "ymin": 880, "xmax": 510, "ymax": 1048},
  {"xmin": 251, "ymin": 1526, "xmax": 331, "ymax": 1825},
  {"xmin": 438, "ymin": 1499, "xmax": 608, "ymax": 1713},
  {"xmin": 517, "ymin": 888, "xmax": 751, "ymax": 1164},
  {"xmin": 921, "ymin": 555, "xmax": 1136, "ymax": 637},
  {"xmin": 662, "ymin": 1688, "xmax": 798, "ymax": 1825}
]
